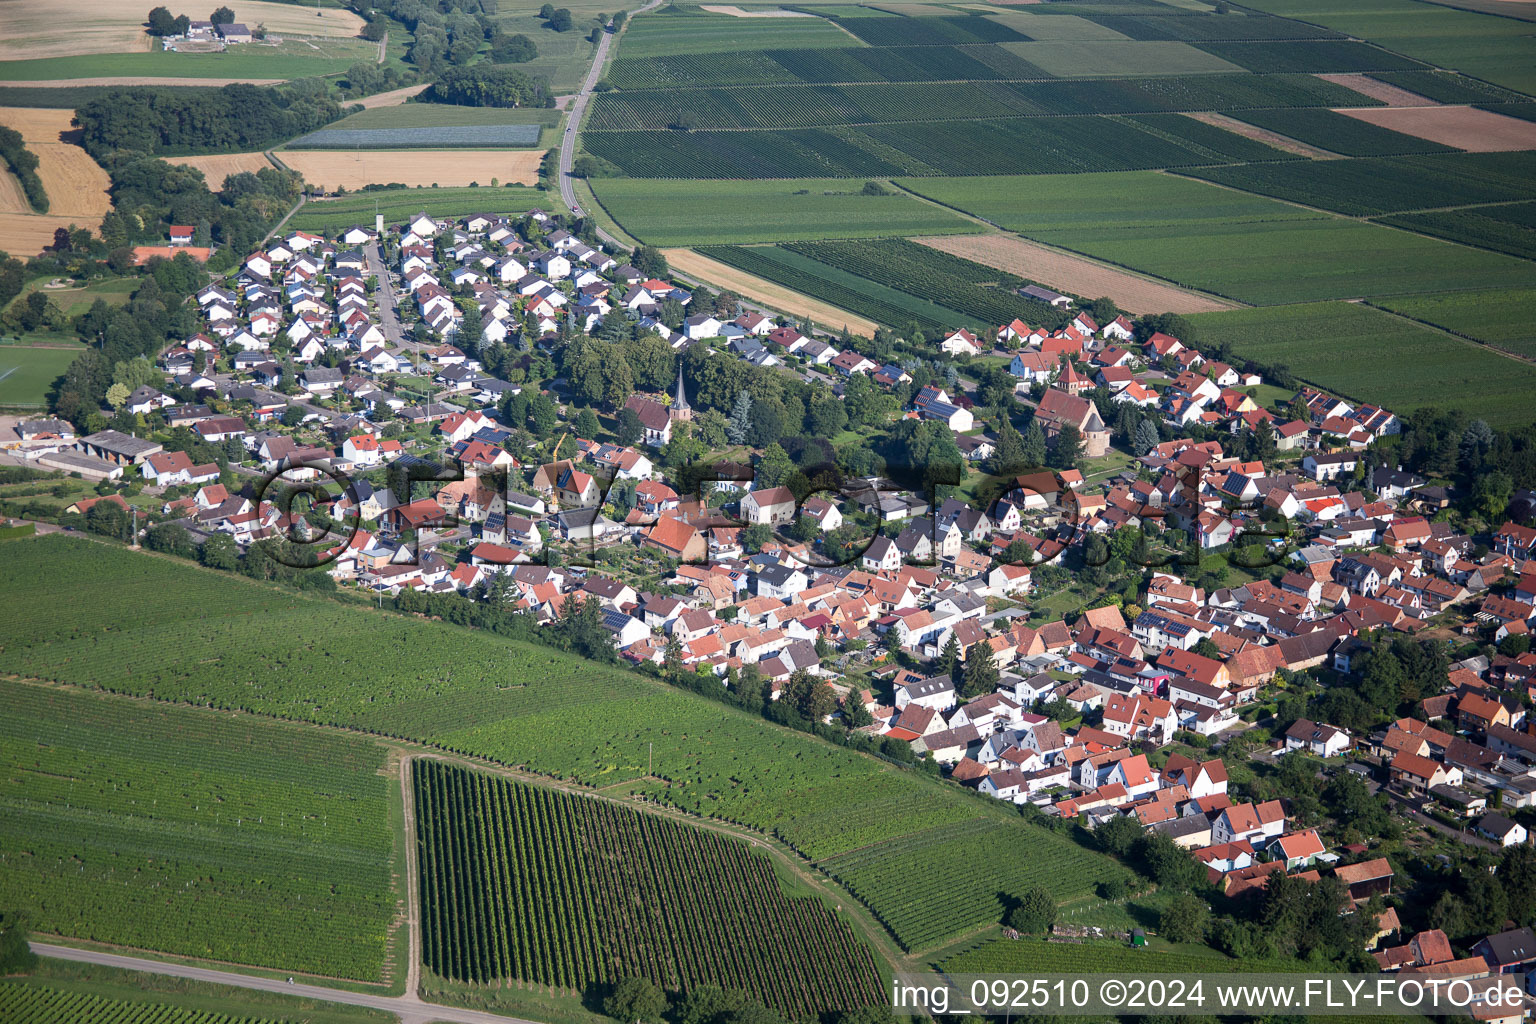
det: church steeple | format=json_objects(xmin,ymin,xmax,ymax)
[{"xmin": 669, "ymin": 369, "xmax": 692, "ymax": 422}]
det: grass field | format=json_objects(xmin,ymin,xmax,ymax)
[
  {"xmin": 287, "ymin": 185, "xmax": 551, "ymax": 232},
  {"xmin": 0, "ymin": 535, "xmax": 1129, "ymax": 951},
  {"xmin": 1027, "ymin": 216, "xmax": 1536, "ymax": 305},
  {"xmin": 7, "ymin": 275, "xmax": 135, "ymax": 318},
  {"xmin": 0, "ymin": 345, "xmax": 76, "ymax": 406},
  {"xmin": 1187, "ymin": 300, "xmax": 1536, "ymax": 427},
  {"xmin": 619, "ymin": 9, "xmax": 859, "ymax": 56},
  {"xmin": 0, "ymin": 40, "xmax": 375, "ymax": 83},
  {"xmin": 1369, "ymin": 288, "xmax": 1536, "ymax": 359},
  {"xmin": 0, "ymin": 679, "xmax": 396, "ymax": 979},
  {"xmin": 0, "ymin": 0, "xmax": 365, "ymax": 61},
  {"xmin": 898, "ymin": 171, "xmax": 1324, "ymax": 232},
  {"xmin": 589, "ymin": 177, "xmax": 979, "ymax": 245}
]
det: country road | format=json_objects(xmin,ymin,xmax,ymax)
[
  {"xmin": 559, "ymin": 0, "xmax": 663, "ymax": 244},
  {"xmin": 401, "ymin": 754, "xmax": 424, "ymax": 1001},
  {"xmin": 29, "ymin": 943, "xmax": 542, "ymax": 1024}
]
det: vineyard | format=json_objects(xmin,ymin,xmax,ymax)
[
  {"xmin": 779, "ymin": 238, "xmax": 1063, "ymax": 326},
  {"xmin": 1366, "ymin": 70, "xmax": 1527, "ymax": 104},
  {"xmin": 288, "ymin": 125, "xmax": 543, "ymax": 149},
  {"xmin": 941, "ymin": 938, "xmax": 1298, "ymax": 975},
  {"xmin": 1371, "ymin": 287, "xmax": 1536, "ymax": 360},
  {"xmin": 830, "ymin": 15, "xmax": 1031, "ymax": 48},
  {"xmin": 413, "ymin": 760, "xmax": 885, "ymax": 1019},
  {"xmin": 1080, "ymin": 13, "xmax": 1343, "ymax": 41},
  {"xmin": 0, "ymin": 538, "xmax": 1128, "ymax": 947},
  {"xmin": 1182, "ymin": 151, "xmax": 1536, "ymax": 216},
  {"xmin": 607, "ymin": 43, "xmax": 1052, "ymax": 90},
  {"xmin": 0, "ymin": 983, "xmax": 287, "ymax": 1024},
  {"xmin": 0, "ymin": 680, "xmax": 395, "ymax": 979},
  {"xmin": 1377, "ymin": 200, "xmax": 1536, "ymax": 261},
  {"xmin": 819, "ymin": 818, "xmax": 1133, "ymax": 952},
  {"xmin": 1192, "ymin": 39, "xmax": 1425, "ymax": 73},
  {"xmin": 1223, "ymin": 107, "xmax": 1456, "ymax": 157},
  {"xmin": 585, "ymin": 73, "xmax": 1377, "ymax": 133}
]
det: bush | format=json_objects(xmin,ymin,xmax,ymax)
[{"xmin": 1005, "ymin": 886, "xmax": 1057, "ymax": 934}]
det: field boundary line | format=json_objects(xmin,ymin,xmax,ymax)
[{"xmin": 1359, "ymin": 298, "xmax": 1536, "ymax": 367}]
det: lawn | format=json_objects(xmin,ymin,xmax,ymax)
[
  {"xmin": 1187, "ymin": 300, "xmax": 1536, "ymax": 428},
  {"xmin": 899, "ymin": 171, "xmax": 1324, "ymax": 233},
  {"xmin": 1369, "ymin": 288, "xmax": 1536, "ymax": 360},
  {"xmin": 1026, "ymin": 217, "xmax": 1536, "ymax": 305},
  {"xmin": 0, "ymin": 344, "xmax": 76, "ymax": 407},
  {"xmin": 589, "ymin": 177, "xmax": 979, "ymax": 246},
  {"xmin": 287, "ymin": 184, "xmax": 551, "ymax": 232},
  {"xmin": 0, "ymin": 39, "xmax": 377, "ymax": 81},
  {"xmin": 8, "ymin": 275, "xmax": 135, "ymax": 318}
]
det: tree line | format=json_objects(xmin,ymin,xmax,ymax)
[
  {"xmin": 74, "ymin": 82, "xmax": 344, "ymax": 159},
  {"xmin": 0, "ymin": 127, "xmax": 47, "ymax": 213}
]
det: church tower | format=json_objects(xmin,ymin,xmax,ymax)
[{"xmin": 669, "ymin": 370, "xmax": 692, "ymax": 423}]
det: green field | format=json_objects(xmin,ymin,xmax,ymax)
[
  {"xmin": 1187, "ymin": 301, "xmax": 1536, "ymax": 427},
  {"xmin": 0, "ymin": 345, "xmax": 77, "ymax": 407},
  {"xmin": 618, "ymin": 9, "xmax": 861, "ymax": 56},
  {"xmin": 0, "ymin": 983, "xmax": 298, "ymax": 1024},
  {"xmin": 1026, "ymin": 216, "xmax": 1536, "ymax": 305},
  {"xmin": 0, "ymin": 536, "xmax": 1128, "ymax": 951},
  {"xmin": 1005, "ymin": 38, "xmax": 1244, "ymax": 76},
  {"xmin": 0, "ymin": 680, "xmax": 396, "ymax": 979},
  {"xmin": 0, "ymin": 40, "xmax": 377, "ymax": 82},
  {"xmin": 1235, "ymin": 0, "xmax": 1536, "ymax": 96},
  {"xmin": 327, "ymin": 105, "xmax": 563, "ymax": 130},
  {"xmin": 287, "ymin": 185, "xmax": 552, "ymax": 232},
  {"xmin": 415, "ymin": 760, "xmax": 885, "ymax": 1014},
  {"xmin": 1369, "ymin": 288, "xmax": 1536, "ymax": 359},
  {"xmin": 1377, "ymin": 201, "xmax": 1536, "ymax": 261},
  {"xmin": 7, "ymin": 276, "xmax": 137, "ymax": 319},
  {"xmin": 588, "ymin": 177, "xmax": 978, "ymax": 244},
  {"xmin": 899, "ymin": 170, "xmax": 1323, "ymax": 232}
]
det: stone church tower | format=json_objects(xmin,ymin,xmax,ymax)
[{"xmin": 669, "ymin": 371, "xmax": 692, "ymax": 423}]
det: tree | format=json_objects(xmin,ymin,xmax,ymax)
[
  {"xmin": 147, "ymin": 6, "xmax": 178, "ymax": 35},
  {"xmin": 633, "ymin": 245, "xmax": 668, "ymax": 277},
  {"xmin": 936, "ymin": 632, "xmax": 961, "ymax": 681},
  {"xmin": 529, "ymin": 392, "xmax": 558, "ymax": 435},
  {"xmin": 726, "ymin": 391, "xmax": 753, "ymax": 446},
  {"xmin": 105, "ymin": 382, "xmax": 130, "ymax": 410},
  {"xmin": 991, "ymin": 419, "xmax": 1027, "ymax": 477},
  {"xmin": 1006, "ymin": 886, "xmax": 1057, "ymax": 934},
  {"xmin": 1160, "ymin": 892, "xmax": 1210, "ymax": 943},
  {"xmin": 1133, "ymin": 418, "xmax": 1160, "ymax": 456},
  {"xmin": 1051, "ymin": 423, "xmax": 1083, "ymax": 470},
  {"xmin": 145, "ymin": 521, "xmax": 194, "ymax": 558},
  {"xmin": 604, "ymin": 977, "xmax": 666, "ymax": 1024},
  {"xmin": 1094, "ymin": 814, "xmax": 1143, "ymax": 857},
  {"xmin": 548, "ymin": 8, "xmax": 574, "ymax": 31},
  {"xmin": 574, "ymin": 408, "xmax": 601, "ymax": 438},
  {"xmin": 962, "ymin": 640, "xmax": 998, "ymax": 698},
  {"xmin": 616, "ymin": 407, "xmax": 643, "ymax": 447},
  {"xmin": 1460, "ymin": 419, "xmax": 1495, "ymax": 472},
  {"xmin": 210, "ymin": 6, "xmax": 235, "ymax": 25},
  {"xmin": 1021, "ymin": 418, "xmax": 1047, "ymax": 467},
  {"xmin": 200, "ymin": 532, "xmax": 238, "ymax": 571},
  {"xmin": 0, "ymin": 912, "xmax": 37, "ymax": 974}
]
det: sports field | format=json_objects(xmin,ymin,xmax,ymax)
[
  {"xmin": 0, "ymin": 345, "xmax": 76, "ymax": 407},
  {"xmin": 1187, "ymin": 301, "xmax": 1536, "ymax": 427},
  {"xmin": 590, "ymin": 177, "xmax": 978, "ymax": 245}
]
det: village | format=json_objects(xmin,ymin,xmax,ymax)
[{"xmin": 7, "ymin": 205, "xmax": 1536, "ymax": 992}]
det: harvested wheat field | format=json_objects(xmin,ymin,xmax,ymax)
[
  {"xmin": 914, "ymin": 233, "xmax": 1240, "ymax": 315},
  {"xmin": 0, "ymin": 109, "xmax": 112, "ymax": 217},
  {"xmin": 0, "ymin": 213, "xmax": 87, "ymax": 255},
  {"xmin": 1315, "ymin": 73, "xmax": 1439, "ymax": 107},
  {"xmin": 355, "ymin": 83, "xmax": 431, "ymax": 108},
  {"xmin": 663, "ymin": 249, "xmax": 878, "ymax": 336},
  {"xmin": 279, "ymin": 150, "xmax": 544, "ymax": 190},
  {"xmin": 172, "ymin": 152, "xmax": 276, "ymax": 184},
  {"xmin": 1337, "ymin": 104, "xmax": 1536, "ymax": 151},
  {"xmin": 0, "ymin": 0, "xmax": 365, "ymax": 60}
]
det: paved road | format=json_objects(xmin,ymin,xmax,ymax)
[
  {"xmin": 367, "ymin": 241, "xmax": 408, "ymax": 349},
  {"xmin": 559, "ymin": 1, "xmax": 663, "ymax": 241},
  {"xmin": 30, "ymin": 943, "xmax": 542, "ymax": 1024}
]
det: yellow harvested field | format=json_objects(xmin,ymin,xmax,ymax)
[
  {"xmin": 171, "ymin": 152, "xmax": 275, "ymax": 184},
  {"xmin": 1336, "ymin": 104, "xmax": 1536, "ymax": 151},
  {"xmin": 0, "ymin": 109, "xmax": 112, "ymax": 217},
  {"xmin": 355, "ymin": 83, "xmax": 431, "ymax": 108},
  {"xmin": 0, "ymin": 0, "xmax": 365, "ymax": 60},
  {"xmin": 279, "ymin": 150, "xmax": 545, "ymax": 190},
  {"xmin": 663, "ymin": 248, "xmax": 878, "ymax": 336},
  {"xmin": 1315, "ymin": 73, "xmax": 1439, "ymax": 107},
  {"xmin": 0, "ymin": 213, "xmax": 86, "ymax": 256},
  {"xmin": 913, "ymin": 233, "xmax": 1239, "ymax": 315}
]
